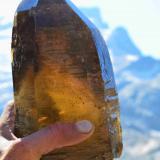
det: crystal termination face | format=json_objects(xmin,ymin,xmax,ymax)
[{"xmin": 17, "ymin": 0, "xmax": 39, "ymax": 12}]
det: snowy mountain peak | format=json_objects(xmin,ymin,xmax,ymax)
[{"xmin": 107, "ymin": 27, "xmax": 142, "ymax": 57}]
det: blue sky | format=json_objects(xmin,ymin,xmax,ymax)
[
  {"xmin": 0, "ymin": 0, "xmax": 160, "ymax": 59},
  {"xmin": 74, "ymin": 0, "xmax": 160, "ymax": 59}
]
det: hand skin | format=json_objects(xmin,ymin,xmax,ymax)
[{"xmin": 0, "ymin": 101, "xmax": 94, "ymax": 160}]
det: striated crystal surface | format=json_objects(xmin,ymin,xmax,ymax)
[{"xmin": 12, "ymin": 0, "xmax": 123, "ymax": 159}]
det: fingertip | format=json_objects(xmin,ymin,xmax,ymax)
[
  {"xmin": 52, "ymin": 120, "xmax": 95, "ymax": 150},
  {"xmin": 75, "ymin": 120, "xmax": 94, "ymax": 134},
  {"xmin": 5, "ymin": 100, "xmax": 15, "ymax": 112},
  {"xmin": 6, "ymin": 100, "xmax": 14, "ymax": 106}
]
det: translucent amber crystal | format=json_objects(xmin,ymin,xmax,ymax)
[{"xmin": 12, "ymin": 0, "xmax": 123, "ymax": 159}]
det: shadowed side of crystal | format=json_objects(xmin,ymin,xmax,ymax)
[{"xmin": 66, "ymin": 0, "xmax": 123, "ymax": 157}]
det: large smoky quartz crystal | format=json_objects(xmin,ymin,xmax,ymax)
[{"xmin": 12, "ymin": 0, "xmax": 123, "ymax": 159}]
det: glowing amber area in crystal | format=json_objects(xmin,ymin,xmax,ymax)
[{"xmin": 15, "ymin": 66, "xmax": 103, "ymax": 129}]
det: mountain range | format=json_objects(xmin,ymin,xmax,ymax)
[{"xmin": 106, "ymin": 23, "xmax": 160, "ymax": 160}]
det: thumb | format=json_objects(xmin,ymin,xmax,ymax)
[{"xmin": 22, "ymin": 120, "xmax": 94, "ymax": 156}]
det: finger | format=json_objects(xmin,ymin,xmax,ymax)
[
  {"xmin": 0, "ymin": 100, "xmax": 17, "ymax": 140},
  {"xmin": 22, "ymin": 120, "xmax": 94, "ymax": 156},
  {"xmin": 0, "ymin": 100, "xmax": 15, "ymax": 130}
]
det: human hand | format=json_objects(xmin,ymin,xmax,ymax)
[{"xmin": 0, "ymin": 101, "xmax": 94, "ymax": 160}]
